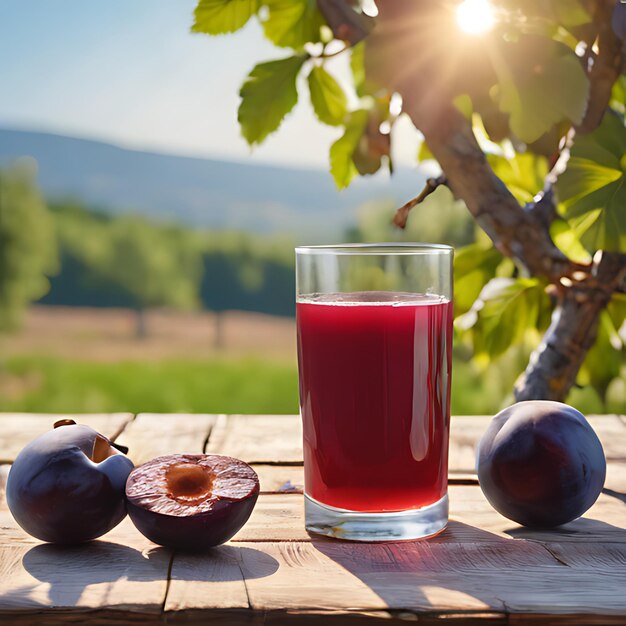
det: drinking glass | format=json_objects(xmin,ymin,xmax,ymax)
[{"xmin": 296, "ymin": 243, "xmax": 453, "ymax": 541}]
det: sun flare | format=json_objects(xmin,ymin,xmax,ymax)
[{"xmin": 456, "ymin": 0, "xmax": 496, "ymax": 35}]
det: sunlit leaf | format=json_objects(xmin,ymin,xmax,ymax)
[
  {"xmin": 308, "ymin": 66, "xmax": 348, "ymax": 126},
  {"xmin": 488, "ymin": 152, "xmax": 549, "ymax": 204},
  {"xmin": 238, "ymin": 55, "xmax": 306, "ymax": 145},
  {"xmin": 579, "ymin": 311, "xmax": 623, "ymax": 399},
  {"xmin": 352, "ymin": 103, "xmax": 390, "ymax": 177},
  {"xmin": 453, "ymin": 244, "xmax": 503, "ymax": 317},
  {"xmin": 262, "ymin": 0, "xmax": 324, "ymax": 49},
  {"xmin": 556, "ymin": 111, "xmax": 626, "ymax": 252},
  {"xmin": 351, "ymin": 42, "xmax": 365, "ymax": 96},
  {"xmin": 607, "ymin": 292, "xmax": 626, "ymax": 335},
  {"xmin": 417, "ymin": 140, "xmax": 435, "ymax": 163},
  {"xmin": 329, "ymin": 109, "xmax": 368, "ymax": 189},
  {"xmin": 611, "ymin": 76, "xmax": 626, "ymax": 115},
  {"xmin": 552, "ymin": 0, "xmax": 591, "ymax": 27},
  {"xmin": 550, "ymin": 219, "xmax": 592, "ymax": 264},
  {"xmin": 494, "ymin": 39, "xmax": 589, "ymax": 144},
  {"xmin": 457, "ymin": 277, "xmax": 550, "ymax": 358},
  {"xmin": 192, "ymin": 0, "xmax": 258, "ymax": 34}
]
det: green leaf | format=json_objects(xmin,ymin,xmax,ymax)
[
  {"xmin": 494, "ymin": 40, "xmax": 589, "ymax": 143},
  {"xmin": 550, "ymin": 219, "xmax": 592, "ymax": 264},
  {"xmin": 192, "ymin": 0, "xmax": 258, "ymax": 34},
  {"xmin": 607, "ymin": 293, "xmax": 626, "ymax": 335},
  {"xmin": 579, "ymin": 311, "xmax": 623, "ymax": 399},
  {"xmin": 350, "ymin": 42, "xmax": 366, "ymax": 96},
  {"xmin": 551, "ymin": 0, "xmax": 591, "ymax": 27},
  {"xmin": 453, "ymin": 244, "xmax": 503, "ymax": 317},
  {"xmin": 329, "ymin": 110, "xmax": 368, "ymax": 189},
  {"xmin": 262, "ymin": 0, "xmax": 324, "ymax": 49},
  {"xmin": 238, "ymin": 55, "xmax": 306, "ymax": 146},
  {"xmin": 308, "ymin": 66, "xmax": 348, "ymax": 126},
  {"xmin": 457, "ymin": 277, "xmax": 549, "ymax": 358},
  {"xmin": 417, "ymin": 140, "xmax": 435, "ymax": 162},
  {"xmin": 611, "ymin": 76, "xmax": 625, "ymax": 115},
  {"xmin": 556, "ymin": 111, "xmax": 626, "ymax": 252},
  {"xmin": 488, "ymin": 153, "xmax": 549, "ymax": 204}
]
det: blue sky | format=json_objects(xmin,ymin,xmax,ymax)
[{"xmin": 0, "ymin": 0, "xmax": 418, "ymax": 169}]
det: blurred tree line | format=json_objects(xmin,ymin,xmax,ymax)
[
  {"xmin": 1, "ymin": 164, "xmax": 622, "ymax": 410},
  {"xmin": 40, "ymin": 203, "xmax": 295, "ymax": 338}
]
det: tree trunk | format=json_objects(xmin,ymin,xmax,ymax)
[
  {"xmin": 213, "ymin": 310, "xmax": 224, "ymax": 350},
  {"xmin": 400, "ymin": 104, "xmax": 624, "ymax": 401},
  {"xmin": 515, "ymin": 253, "xmax": 626, "ymax": 400},
  {"xmin": 135, "ymin": 309, "xmax": 147, "ymax": 340}
]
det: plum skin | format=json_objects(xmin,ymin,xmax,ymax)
[
  {"xmin": 125, "ymin": 454, "xmax": 260, "ymax": 550},
  {"xmin": 126, "ymin": 492, "xmax": 259, "ymax": 550},
  {"xmin": 477, "ymin": 401, "xmax": 606, "ymax": 528},
  {"xmin": 7, "ymin": 424, "xmax": 134, "ymax": 544}
]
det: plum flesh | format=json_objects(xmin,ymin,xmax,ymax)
[
  {"xmin": 125, "ymin": 454, "xmax": 259, "ymax": 549},
  {"xmin": 477, "ymin": 401, "xmax": 606, "ymax": 528},
  {"xmin": 7, "ymin": 420, "xmax": 134, "ymax": 543}
]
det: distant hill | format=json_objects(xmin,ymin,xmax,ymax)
[{"xmin": 0, "ymin": 128, "xmax": 424, "ymax": 239}]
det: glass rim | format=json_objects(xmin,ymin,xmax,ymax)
[{"xmin": 295, "ymin": 242, "xmax": 453, "ymax": 256}]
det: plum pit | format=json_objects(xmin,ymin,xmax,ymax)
[{"xmin": 166, "ymin": 463, "xmax": 215, "ymax": 504}]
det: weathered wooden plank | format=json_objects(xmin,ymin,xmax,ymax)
[
  {"xmin": 203, "ymin": 414, "xmax": 626, "ymax": 473},
  {"xmin": 0, "ymin": 533, "xmax": 171, "ymax": 615},
  {"xmin": 255, "ymin": 465, "xmax": 304, "ymax": 494},
  {"xmin": 1, "ymin": 483, "xmax": 623, "ymax": 550},
  {"xmin": 207, "ymin": 414, "xmax": 302, "ymax": 464},
  {"xmin": 441, "ymin": 414, "xmax": 626, "ymax": 473},
  {"xmin": 605, "ymin": 460, "xmax": 626, "ymax": 493},
  {"xmin": 166, "ymin": 540, "xmax": 626, "ymax": 617},
  {"xmin": 228, "ymin": 485, "xmax": 626, "ymax": 544},
  {"xmin": 120, "ymin": 413, "xmax": 217, "ymax": 466},
  {"xmin": 165, "ymin": 544, "xmax": 273, "ymax": 613},
  {"xmin": 0, "ymin": 464, "xmax": 9, "ymax": 510},
  {"xmin": 259, "ymin": 611, "xmax": 508, "ymax": 626},
  {"xmin": 0, "ymin": 413, "xmax": 133, "ymax": 463}
]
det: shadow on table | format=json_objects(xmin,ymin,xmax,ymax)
[
  {"xmin": 16, "ymin": 540, "xmax": 278, "ymax": 607},
  {"xmin": 310, "ymin": 519, "xmax": 626, "ymax": 614},
  {"xmin": 505, "ymin": 516, "xmax": 626, "ymax": 541},
  {"xmin": 309, "ymin": 522, "xmax": 515, "ymax": 613}
]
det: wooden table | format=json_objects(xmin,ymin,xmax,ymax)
[{"xmin": 0, "ymin": 413, "xmax": 625, "ymax": 625}]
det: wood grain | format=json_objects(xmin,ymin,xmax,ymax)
[
  {"xmin": 165, "ymin": 540, "xmax": 626, "ymax": 616},
  {"xmin": 0, "ymin": 464, "xmax": 9, "ymax": 510},
  {"xmin": 0, "ymin": 413, "xmax": 624, "ymax": 625},
  {"xmin": 254, "ymin": 464, "xmax": 304, "ymax": 494},
  {"xmin": 0, "ymin": 538, "xmax": 171, "ymax": 615},
  {"xmin": 229, "ymin": 488, "xmax": 626, "ymax": 544},
  {"xmin": 119, "ymin": 413, "xmax": 217, "ymax": 466},
  {"xmin": 202, "ymin": 414, "xmax": 626, "ymax": 473},
  {"xmin": 206, "ymin": 415, "xmax": 303, "ymax": 463},
  {"xmin": 0, "ymin": 413, "xmax": 133, "ymax": 463}
]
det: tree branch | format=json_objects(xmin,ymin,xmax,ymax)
[
  {"xmin": 393, "ymin": 175, "xmax": 447, "ymax": 228},
  {"xmin": 577, "ymin": 0, "xmax": 625, "ymax": 133},
  {"xmin": 525, "ymin": 186, "xmax": 557, "ymax": 232},
  {"xmin": 515, "ymin": 252, "xmax": 626, "ymax": 401},
  {"xmin": 403, "ymin": 104, "xmax": 581, "ymax": 283}
]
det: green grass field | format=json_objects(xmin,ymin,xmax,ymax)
[{"xmin": 0, "ymin": 354, "xmax": 583, "ymax": 416}]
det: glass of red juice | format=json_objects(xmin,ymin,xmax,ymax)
[{"xmin": 296, "ymin": 243, "xmax": 453, "ymax": 541}]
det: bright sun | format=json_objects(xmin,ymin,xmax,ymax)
[{"xmin": 456, "ymin": 0, "xmax": 496, "ymax": 35}]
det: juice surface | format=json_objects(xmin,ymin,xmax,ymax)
[{"xmin": 296, "ymin": 291, "xmax": 453, "ymax": 512}]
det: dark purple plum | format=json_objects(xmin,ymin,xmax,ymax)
[
  {"xmin": 477, "ymin": 401, "xmax": 606, "ymax": 528},
  {"xmin": 125, "ymin": 454, "xmax": 259, "ymax": 550},
  {"xmin": 7, "ymin": 420, "xmax": 134, "ymax": 543}
]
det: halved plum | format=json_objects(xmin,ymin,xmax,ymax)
[
  {"xmin": 7, "ymin": 419, "xmax": 134, "ymax": 543},
  {"xmin": 125, "ymin": 454, "xmax": 259, "ymax": 549}
]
